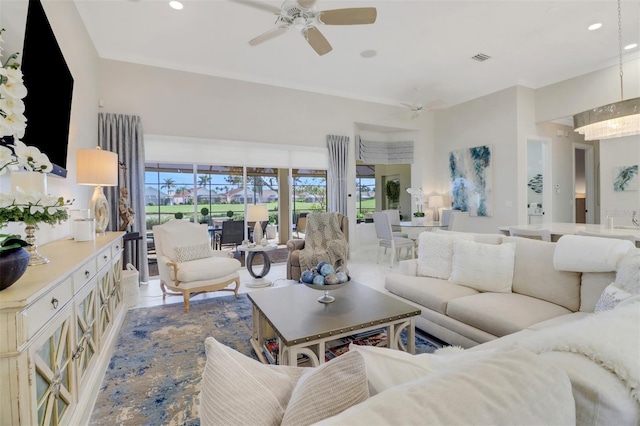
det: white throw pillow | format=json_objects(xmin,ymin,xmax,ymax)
[
  {"xmin": 349, "ymin": 344, "xmax": 498, "ymax": 396},
  {"xmin": 614, "ymin": 248, "xmax": 640, "ymax": 295},
  {"xmin": 200, "ymin": 337, "xmax": 368, "ymax": 426},
  {"xmin": 316, "ymin": 347, "xmax": 575, "ymax": 426},
  {"xmin": 174, "ymin": 242, "xmax": 214, "ymax": 263},
  {"xmin": 594, "ymin": 283, "xmax": 634, "ymax": 312},
  {"xmin": 417, "ymin": 232, "xmax": 473, "ymax": 279},
  {"xmin": 450, "ymin": 240, "xmax": 515, "ymax": 293}
]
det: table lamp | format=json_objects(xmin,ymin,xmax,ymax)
[
  {"xmin": 247, "ymin": 204, "xmax": 269, "ymax": 244},
  {"xmin": 429, "ymin": 195, "xmax": 444, "ymax": 222},
  {"xmin": 76, "ymin": 147, "xmax": 118, "ymax": 234}
]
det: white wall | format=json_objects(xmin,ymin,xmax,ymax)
[
  {"xmin": 0, "ymin": 1, "xmax": 101, "ymax": 244},
  {"xmin": 600, "ymin": 136, "xmax": 640, "ymax": 227},
  {"xmin": 433, "ymin": 86, "xmax": 520, "ymax": 233}
]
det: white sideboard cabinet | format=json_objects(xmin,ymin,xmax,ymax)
[{"xmin": 0, "ymin": 232, "xmax": 126, "ymax": 425}]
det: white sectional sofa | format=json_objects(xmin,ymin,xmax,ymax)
[{"xmin": 385, "ymin": 230, "xmax": 624, "ymax": 348}]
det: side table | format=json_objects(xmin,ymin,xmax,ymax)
[{"xmin": 238, "ymin": 244, "xmax": 276, "ymax": 288}]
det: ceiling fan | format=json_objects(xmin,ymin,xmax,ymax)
[
  {"xmin": 232, "ymin": 0, "xmax": 377, "ymax": 56},
  {"xmin": 400, "ymin": 99, "xmax": 446, "ymax": 119}
]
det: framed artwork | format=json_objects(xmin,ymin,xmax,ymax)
[
  {"xmin": 449, "ymin": 145, "xmax": 492, "ymax": 217},
  {"xmin": 613, "ymin": 165, "xmax": 639, "ymax": 191}
]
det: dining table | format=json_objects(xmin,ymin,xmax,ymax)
[
  {"xmin": 498, "ymin": 222, "xmax": 640, "ymax": 246},
  {"xmin": 398, "ymin": 221, "xmax": 447, "ymax": 240}
]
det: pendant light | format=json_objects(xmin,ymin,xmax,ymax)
[{"xmin": 573, "ymin": 0, "xmax": 640, "ymax": 141}]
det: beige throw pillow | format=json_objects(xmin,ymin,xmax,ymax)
[
  {"xmin": 200, "ymin": 337, "xmax": 368, "ymax": 426},
  {"xmin": 174, "ymin": 242, "xmax": 214, "ymax": 263},
  {"xmin": 450, "ymin": 240, "xmax": 515, "ymax": 293},
  {"xmin": 417, "ymin": 232, "xmax": 473, "ymax": 279}
]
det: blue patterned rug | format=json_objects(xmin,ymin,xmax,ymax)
[{"xmin": 90, "ymin": 293, "xmax": 438, "ymax": 425}]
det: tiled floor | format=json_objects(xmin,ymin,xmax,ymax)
[{"xmin": 137, "ymin": 244, "xmax": 407, "ymax": 309}]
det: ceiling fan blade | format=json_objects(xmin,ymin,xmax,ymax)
[
  {"xmin": 319, "ymin": 8, "xmax": 377, "ymax": 25},
  {"xmin": 297, "ymin": 0, "xmax": 316, "ymax": 9},
  {"xmin": 229, "ymin": 0, "xmax": 281, "ymax": 15},
  {"xmin": 304, "ymin": 27, "xmax": 332, "ymax": 56},
  {"xmin": 249, "ymin": 26, "xmax": 288, "ymax": 46},
  {"xmin": 400, "ymin": 103, "xmax": 416, "ymax": 109}
]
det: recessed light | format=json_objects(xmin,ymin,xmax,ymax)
[
  {"xmin": 360, "ymin": 50, "xmax": 377, "ymax": 58},
  {"xmin": 169, "ymin": 1, "xmax": 183, "ymax": 10},
  {"xmin": 624, "ymin": 43, "xmax": 638, "ymax": 50},
  {"xmin": 588, "ymin": 22, "xmax": 602, "ymax": 31}
]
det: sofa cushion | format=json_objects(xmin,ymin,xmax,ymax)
[
  {"xmin": 615, "ymin": 248, "xmax": 640, "ymax": 294},
  {"xmin": 200, "ymin": 337, "xmax": 368, "ymax": 426},
  {"xmin": 504, "ymin": 236, "xmax": 581, "ymax": 311},
  {"xmin": 416, "ymin": 232, "xmax": 473, "ymax": 279},
  {"xmin": 594, "ymin": 284, "xmax": 634, "ymax": 312},
  {"xmin": 316, "ymin": 347, "xmax": 575, "ymax": 426},
  {"xmin": 174, "ymin": 242, "xmax": 214, "ymax": 263},
  {"xmin": 433, "ymin": 229, "xmax": 505, "ymax": 245},
  {"xmin": 446, "ymin": 293, "xmax": 572, "ymax": 337},
  {"xmin": 173, "ymin": 256, "xmax": 241, "ymax": 282},
  {"xmin": 450, "ymin": 240, "xmax": 515, "ymax": 293},
  {"xmin": 385, "ymin": 274, "xmax": 478, "ymax": 315},
  {"xmin": 580, "ymin": 272, "xmax": 616, "ymax": 312}
]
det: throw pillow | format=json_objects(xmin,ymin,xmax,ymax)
[
  {"xmin": 174, "ymin": 242, "xmax": 214, "ymax": 263},
  {"xmin": 417, "ymin": 232, "xmax": 473, "ymax": 279},
  {"xmin": 614, "ymin": 248, "xmax": 640, "ymax": 295},
  {"xmin": 594, "ymin": 283, "xmax": 634, "ymax": 312},
  {"xmin": 200, "ymin": 337, "xmax": 368, "ymax": 426},
  {"xmin": 450, "ymin": 240, "xmax": 516, "ymax": 293}
]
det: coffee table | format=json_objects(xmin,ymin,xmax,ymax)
[{"xmin": 247, "ymin": 282, "xmax": 421, "ymax": 366}]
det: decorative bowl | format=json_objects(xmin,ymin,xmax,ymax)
[{"xmin": 302, "ymin": 278, "xmax": 351, "ymax": 303}]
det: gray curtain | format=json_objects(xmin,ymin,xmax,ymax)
[
  {"xmin": 98, "ymin": 113, "xmax": 149, "ymax": 284},
  {"xmin": 327, "ymin": 135, "xmax": 349, "ymax": 216},
  {"xmin": 356, "ymin": 135, "xmax": 414, "ymax": 164}
]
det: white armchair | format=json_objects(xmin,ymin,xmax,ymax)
[{"xmin": 153, "ymin": 220, "xmax": 241, "ymax": 312}]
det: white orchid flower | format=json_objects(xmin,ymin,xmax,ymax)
[
  {"xmin": 0, "ymin": 78, "xmax": 27, "ymax": 99},
  {"xmin": 32, "ymin": 152, "xmax": 53, "ymax": 173},
  {"xmin": 4, "ymin": 67, "xmax": 23, "ymax": 83},
  {"xmin": 0, "ymin": 192, "xmax": 16, "ymax": 208},
  {"xmin": 0, "ymin": 112, "xmax": 27, "ymax": 135},
  {"xmin": 0, "ymin": 96, "xmax": 25, "ymax": 115},
  {"xmin": 29, "ymin": 205, "xmax": 45, "ymax": 215}
]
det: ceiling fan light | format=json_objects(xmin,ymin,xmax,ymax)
[
  {"xmin": 573, "ymin": 98, "xmax": 640, "ymax": 140},
  {"xmin": 588, "ymin": 22, "xmax": 602, "ymax": 31},
  {"xmin": 169, "ymin": 1, "xmax": 183, "ymax": 10}
]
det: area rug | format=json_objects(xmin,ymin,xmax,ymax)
[{"xmin": 90, "ymin": 294, "xmax": 439, "ymax": 425}]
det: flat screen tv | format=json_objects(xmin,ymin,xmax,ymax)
[{"xmin": 20, "ymin": 0, "xmax": 74, "ymax": 178}]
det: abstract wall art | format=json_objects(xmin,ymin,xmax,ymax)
[
  {"xmin": 613, "ymin": 165, "xmax": 639, "ymax": 191},
  {"xmin": 449, "ymin": 145, "xmax": 493, "ymax": 217}
]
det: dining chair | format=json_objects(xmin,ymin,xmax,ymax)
[
  {"xmin": 440, "ymin": 209, "xmax": 453, "ymax": 228},
  {"xmin": 372, "ymin": 212, "xmax": 415, "ymax": 267},
  {"xmin": 382, "ymin": 209, "xmax": 408, "ymax": 238},
  {"xmin": 509, "ymin": 227, "xmax": 551, "ymax": 242},
  {"xmin": 218, "ymin": 220, "xmax": 246, "ymax": 251},
  {"xmin": 295, "ymin": 215, "xmax": 307, "ymax": 238},
  {"xmin": 448, "ymin": 211, "xmax": 470, "ymax": 232}
]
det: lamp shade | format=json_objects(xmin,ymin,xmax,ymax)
[
  {"xmin": 76, "ymin": 147, "xmax": 118, "ymax": 186},
  {"xmin": 247, "ymin": 204, "xmax": 269, "ymax": 222},
  {"xmin": 429, "ymin": 195, "xmax": 444, "ymax": 208}
]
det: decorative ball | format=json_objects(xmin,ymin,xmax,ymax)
[
  {"xmin": 336, "ymin": 271, "xmax": 349, "ymax": 283},
  {"xmin": 301, "ymin": 270, "xmax": 315, "ymax": 284},
  {"xmin": 324, "ymin": 273, "xmax": 339, "ymax": 285},
  {"xmin": 320, "ymin": 264, "xmax": 335, "ymax": 277},
  {"xmin": 312, "ymin": 275, "xmax": 325, "ymax": 285},
  {"xmin": 336, "ymin": 265, "xmax": 350, "ymax": 276},
  {"xmin": 317, "ymin": 261, "xmax": 328, "ymax": 272}
]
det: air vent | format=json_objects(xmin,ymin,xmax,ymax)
[{"xmin": 471, "ymin": 53, "xmax": 491, "ymax": 62}]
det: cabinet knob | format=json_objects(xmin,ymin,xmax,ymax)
[
  {"xmin": 103, "ymin": 255, "xmax": 108, "ymax": 261},
  {"xmin": 85, "ymin": 270, "xmax": 90, "ymax": 278},
  {"xmin": 51, "ymin": 298, "xmax": 59, "ymax": 309}
]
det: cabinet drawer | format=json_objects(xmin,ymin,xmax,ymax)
[
  {"xmin": 24, "ymin": 278, "xmax": 74, "ymax": 339},
  {"xmin": 73, "ymin": 260, "xmax": 98, "ymax": 292},
  {"xmin": 96, "ymin": 249, "xmax": 112, "ymax": 270},
  {"xmin": 112, "ymin": 239, "xmax": 123, "ymax": 258}
]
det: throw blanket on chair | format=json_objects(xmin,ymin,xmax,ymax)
[{"xmin": 299, "ymin": 212, "xmax": 349, "ymax": 273}]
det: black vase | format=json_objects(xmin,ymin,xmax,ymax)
[{"xmin": 0, "ymin": 247, "xmax": 30, "ymax": 291}]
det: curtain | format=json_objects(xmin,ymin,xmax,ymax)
[
  {"xmin": 98, "ymin": 113, "xmax": 149, "ymax": 284},
  {"xmin": 327, "ymin": 135, "xmax": 349, "ymax": 216},
  {"xmin": 356, "ymin": 135, "xmax": 414, "ymax": 164}
]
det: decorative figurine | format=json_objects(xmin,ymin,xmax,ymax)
[{"xmin": 119, "ymin": 187, "xmax": 135, "ymax": 231}]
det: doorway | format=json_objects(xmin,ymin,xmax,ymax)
[
  {"xmin": 573, "ymin": 143, "xmax": 595, "ymax": 224},
  {"xmin": 526, "ymin": 138, "xmax": 552, "ymax": 224}
]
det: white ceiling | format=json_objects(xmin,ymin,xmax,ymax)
[{"xmin": 75, "ymin": 0, "xmax": 640, "ymax": 108}]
